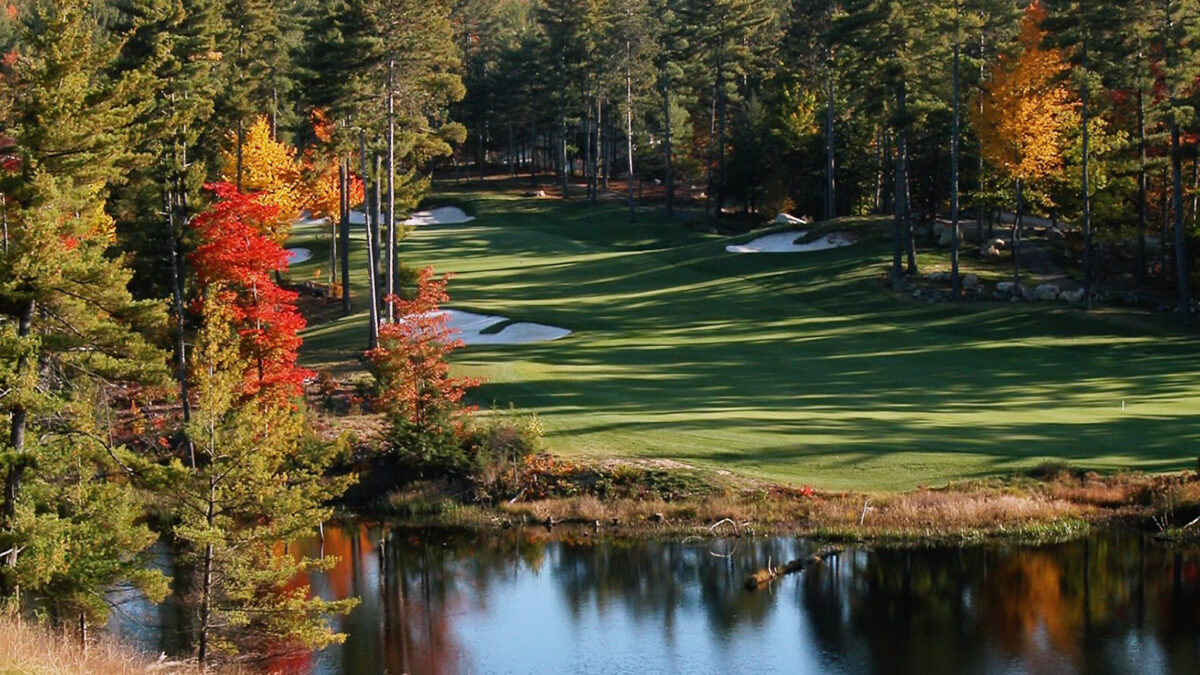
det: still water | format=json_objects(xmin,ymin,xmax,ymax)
[{"xmin": 109, "ymin": 525, "xmax": 1200, "ymax": 674}]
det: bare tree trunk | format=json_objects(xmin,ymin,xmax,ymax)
[
  {"xmin": 715, "ymin": 56, "xmax": 727, "ymax": 215},
  {"xmin": 662, "ymin": 77, "xmax": 674, "ymax": 217},
  {"xmin": 2, "ymin": 299, "xmax": 33, "ymax": 524},
  {"xmin": 1137, "ymin": 90, "xmax": 1148, "ymax": 285},
  {"xmin": 362, "ymin": 135, "xmax": 380, "ymax": 348},
  {"xmin": 236, "ymin": 118, "xmax": 245, "ymax": 192},
  {"xmin": 387, "ymin": 59, "xmax": 397, "ymax": 322},
  {"xmin": 950, "ymin": 39, "xmax": 961, "ymax": 298},
  {"xmin": 1014, "ymin": 178, "xmax": 1024, "ymax": 292},
  {"xmin": 340, "ymin": 158, "xmax": 351, "ymax": 316},
  {"xmin": 1171, "ymin": 116, "xmax": 1191, "ymax": 321},
  {"xmin": 825, "ymin": 62, "xmax": 836, "ymax": 221},
  {"xmin": 626, "ymin": 48, "xmax": 636, "ymax": 222},
  {"xmin": 197, "ymin": 478, "xmax": 215, "ymax": 665},
  {"xmin": 1081, "ymin": 41, "xmax": 1092, "ymax": 310}
]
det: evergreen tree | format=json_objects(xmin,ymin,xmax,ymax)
[{"xmin": 0, "ymin": 0, "xmax": 169, "ymax": 621}]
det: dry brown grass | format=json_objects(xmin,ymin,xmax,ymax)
[{"xmin": 0, "ymin": 615, "xmax": 197, "ymax": 674}]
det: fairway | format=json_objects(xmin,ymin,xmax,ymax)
[{"xmin": 292, "ymin": 191, "xmax": 1200, "ymax": 491}]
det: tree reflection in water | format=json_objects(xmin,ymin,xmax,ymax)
[{"xmin": 108, "ymin": 526, "xmax": 1200, "ymax": 674}]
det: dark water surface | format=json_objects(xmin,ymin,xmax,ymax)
[{"xmin": 109, "ymin": 525, "xmax": 1200, "ymax": 674}]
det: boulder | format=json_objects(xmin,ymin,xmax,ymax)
[
  {"xmin": 523, "ymin": 189, "xmax": 547, "ymax": 198},
  {"xmin": 925, "ymin": 271, "xmax": 949, "ymax": 282},
  {"xmin": 773, "ymin": 212, "xmax": 808, "ymax": 226},
  {"xmin": 1047, "ymin": 227, "xmax": 1066, "ymax": 242},
  {"xmin": 1060, "ymin": 289, "xmax": 1084, "ymax": 303},
  {"xmin": 938, "ymin": 226, "xmax": 962, "ymax": 247},
  {"xmin": 913, "ymin": 224, "xmax": 933, "ymax": 238},
  {"xmin": 997, "ymin": 281, "xmax": 1016, "ymax": 294},
  {"xmin": 1034, "ymin": 284, "xmax": 1059, "ymax": 301},
  {"xmin": 962, "ymin": 274, "xmax": 980, "ymax": 289}
]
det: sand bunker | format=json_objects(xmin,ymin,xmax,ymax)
[
  {"xmin": 726, "ymin": 230, "xmax": 855, "ymax": 254},
  {"xmin": 404, "ymin": 206, "xmax": 475, "ymax": 226},
  {"xmin": 314, "ymin": 206, "xmax": 474, "ymax": 227},
  {"xmin": 435, "ymin": 309, "xmax": 570, "ymax": 345},
  {"xmin": 286, "ymin": 247, "xmax": 313, "ymax": 264}
]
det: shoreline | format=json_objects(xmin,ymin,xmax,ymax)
[{"xmin": 339, "ymin": 459, "xmax": 1200, "ymax": 545}]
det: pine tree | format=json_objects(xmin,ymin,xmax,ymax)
[
  {"xmin": 0, "ymin": 0, "xmax": 169, "ymax": 620},
  {"xmin": 171, "ymin": 296, "xmax": 355, "ymax": 663},
  {"xmin": 174, "ymin": 183, "xmax": 355, "ymax": 664}
]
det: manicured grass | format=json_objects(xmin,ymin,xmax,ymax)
[{"xmin": 291, "ymin": 187, "xmax": 1200, "ymax": 491}]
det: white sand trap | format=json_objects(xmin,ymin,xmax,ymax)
[
  {"xmin": 286, "ymin": 247, "xmax": 312, "ymax": 264},
  {"xmin": 726, "ymin": 230, "xmax": 856, "ymax": 254},
  {"xmin": 404, "ymin": 206, "xmax": 475, "ymax": 226},
  {"xmin": 410, "ymin": 309, "xmax": 571, "ymax": 345}
]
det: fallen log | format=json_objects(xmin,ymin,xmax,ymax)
[{"xmin": 745, "ymin": 546, "xmax": 842, "ymax": 590}]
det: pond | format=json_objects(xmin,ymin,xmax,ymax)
[{"xmin": 108, "ymin": 525, "xmax": 1200, "ymax": 674}]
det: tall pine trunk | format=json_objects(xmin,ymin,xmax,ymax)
[
  {"xmin": 2, "ymin": 299, "xmax": 33, "ymax": 524},
  {"xmin": 1014, "ymin": 178, "xmax": 1024, "ymax": 291},
  {"xmin": 951, "ymin": 40, "xmax": 961, "ymax": 298},
  {"xmin": 715, "ymin": 56, "xmax": 727, "ymax": 215},
  {"xmin": 1137, "ymin": 90, "xmax": 1148, "ymax": 285},
  {"xmin": 340, "ymin": 158, "xmax": 351, "ymax": 316},
  {"xmin": 386, "ymin": 59, "xmax": 397, "ymax": 322},
  {"xmin": 627, "ymin": 44, "xmax": 636, "ymax": 223},
  {"xmin": 361, "ymin": 134, "xmax": 380, "ymax": 348},
  {"xmin": 1171, "ymin": 116, "xmax": 1191, "ymax": 320},
  {"xmin": 1081, "ymin": 42, "xmax": 1092, "ymax": 310},
  {"xmin": 825, "ymin": 64, "xmax": 836, "ymax": 221},
  {"xmin": 661, "ymin": 76, "xmax": 674, "ymax": 217}
]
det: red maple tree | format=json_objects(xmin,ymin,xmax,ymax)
[
  {"xmin": 190, "ymin": 182, "xmax": 311, "ymax": 404},
  {"xmin": 367, "ymin": 267, "xmax": 481, "ymax": 431}
]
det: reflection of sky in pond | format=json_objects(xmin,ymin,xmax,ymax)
[{"xmin": 108, "ymin": 527, "xmax": 1200, "ymax": 675}]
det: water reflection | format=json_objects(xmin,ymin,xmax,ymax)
[{"xmin": 109, "ymin": 527, "xmax": 1200, "ymax": 674}]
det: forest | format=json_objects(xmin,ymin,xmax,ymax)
[{"xmin": 2, "ymin": 0, "xmax": 1200, "ymax": 670}]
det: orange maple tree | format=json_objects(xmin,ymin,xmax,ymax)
[{"xmin": 975, "ymin": 2, "xmax": 1079, "ymax": 189}]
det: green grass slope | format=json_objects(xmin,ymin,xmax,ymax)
[{"xmin": 291, "ymin": 190, "xmax": 1200, "ymax": 491}]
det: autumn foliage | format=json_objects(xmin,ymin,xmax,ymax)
[
  {"xmin": 306, "ymin": 162, "xmax": 365, "ymax": 222},
  {"xmin": 368, "ymin": 268, "xmax": 481, "ymax": 447},
  {"xmin": 975, "ymin": 2, "xmax": 1079, "ymax": 186},
  {"xmin": 222, "ymin": 116, "xmax": 305, "ymax": 242},
  {"xmin": 190, "ymin": 182, "xmax": 310, "ymax": 403}
]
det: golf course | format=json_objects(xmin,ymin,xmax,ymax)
[{"xmin": 290, "ymin": 189, "xmax": 1200, "ymax": 492}]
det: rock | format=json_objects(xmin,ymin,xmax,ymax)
[
  {"xmin": 997, "ymin": 281, "xmax": 1016, "ymax": 293},
  {"xmin": 913, "ymin": 289, "xmax": 923, "ymax": 298},
  {"xmin": 938, "ymin": 226, "xmax": 962, "ymax": 247},
  {"xmin": 1060, "ymin": 289, "xmax": 1084, "ymax": 303},
  {"xmin": 925, "ymin": 272, "xmax": 948, "ymax": 282},
  {"xmin": 773, "ymin": 212, "xmax": 808, "ymax": 226},
  {"xmin": 1047, "ymin": 228, "xmax": 1066, "ymax": 241},
  {"xmin": 932, "ymin": 221, "xmax": 947, "ymax": 236},
  {"xmin": 523, "ymin": 189, "xmax": 547, "ymax": 198},
  {"xmin": 1034, "ymin": 283, "xmax": 1060, "ymax": 301},
  {"xmin": 962, "ymin": 274, "xmax": 980, "ymax": 289},
  {"xmin": 914, "ymin": 224, "xmax": 932, "ymax": 238}
]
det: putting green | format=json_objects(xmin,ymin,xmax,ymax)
[{"xmin": 291, "ymin": 190, "xmax": 1200, "ymax": 491}]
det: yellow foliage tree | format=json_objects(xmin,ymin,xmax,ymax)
[
  {"xmin": 221, "ymin": 116, "xmax": 304, "ymax": 242},
  {"xmin": 973, "ymin": 1, "xmax": 1079, "ymax": 288},
  {"xmin": 307, "ymin": 162, "xmax": 364, "ymax": 223}
]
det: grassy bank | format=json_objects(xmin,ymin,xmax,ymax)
[
  {"xmin": 0, "ymin": 616, "xmax": 202, "ymax": 674},
  {"xmin": 294, "ymin": 184, "xmax": 1200, "ymax": 491},
  {"xmin": 357, "ymin": 456, "xmax": 1199, "ymax": 544}
]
